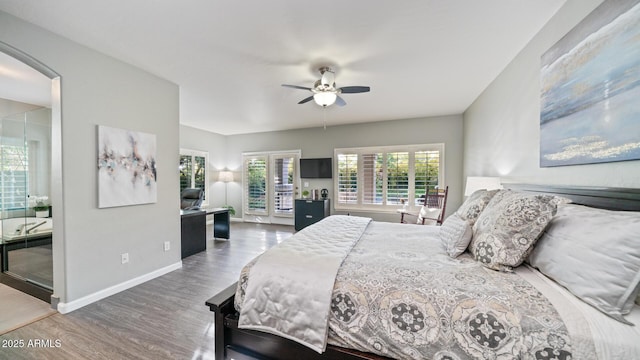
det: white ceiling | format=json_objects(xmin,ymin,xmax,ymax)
[{"xmin": 0, "ymin": 0, "xmax": 566, "ymax": 135}]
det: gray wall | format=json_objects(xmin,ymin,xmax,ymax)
[
  {"xmin": 223, "ymin": 115, "xmax": 464, "ymax": 222},
  {"xmin": 1, "ymin": 11, "xmax": 181, "ymax": 305},
  {"xmin": 463, "ymin": 0, "xmax": 640, "ymax": 188}
]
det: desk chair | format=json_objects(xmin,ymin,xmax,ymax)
[{"xmin": 180, "ymin": 188, "xmax": 204, "ymax": 210}]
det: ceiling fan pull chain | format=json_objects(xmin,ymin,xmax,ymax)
[{"xmin": 323, "ymin": 106, "xmax": 327, "ymax": 130}]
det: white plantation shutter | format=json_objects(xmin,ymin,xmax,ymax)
[
  {"xmin": 386, "ymin": 152, "xmax": 409, "ymax": 205},
  {"xmin": 243, "ymin": 151, "xmax": 300, "ymax": 222},
  {"xmin": 1, "ymin": 143, "xmax": 29, "ymax": 210},
  {"xmin": 272, "ymin": 156, "xmax": 294, "ymax": 214},
  {"xmin": 335, "ymin": 144, "xmax": 444, "ymax": 211},
  {"xmin": 244, "ymin": 155, "xmax": 268, "ymax": 215},
  {"xmin": 179, "ymin": 155, "xmax": 192, "ymax": 192},
  {"xmin": 179, "ymin": 149, "xmax": 209, "ymax": 205},
  {"xmin": 337, "ymin": 153, "xmax": 358, "ymax": 204},
  {"xmin": 415, "ymin": 150, "xmax": 440, "ymax": 197},
  {"xmin": 362, "ymin": 153, "xmax": 382, "ymax": 205}
]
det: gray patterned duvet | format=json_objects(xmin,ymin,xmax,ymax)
[{"xmin": 236, "ymin": 221, "xmax": 589, "ymax": 360}]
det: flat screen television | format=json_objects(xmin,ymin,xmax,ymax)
[{"xmin": 300, "ymin": 158, "xmax": 332, "ymax": 178}]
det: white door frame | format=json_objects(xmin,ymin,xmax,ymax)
[{"xmin": 242, "ymin": 150, "xmax": 301, "ymax": 225}]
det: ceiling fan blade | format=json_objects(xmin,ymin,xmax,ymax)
[
  {"xmin": 335, "ymin": 96, "xmax": 346, "ymax": 107},
  {"xmin": 298, "ymin": 96, "xmax": 314, "ymax": 104},
  {"xmin": 338, "ymin": 86, "xmax": 370, "ymax": 94},
  {"xmin": 282, "ymin": 84, "xmax": 312, "ymax": 91}
]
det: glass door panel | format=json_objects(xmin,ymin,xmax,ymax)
[
  {"xmin": 243, "ymin": 151, "xmax": 300, "ymax": 225},
  {"xmin": 1, "ymin": 108, "xmax": 53, "ymax": 294},
  {"xmin": 272, "ymin": 156, "xmax": 295, "ymax": 216},
  {"xmin": 244, "ymin": 155, "xmax": 268, "ymax": 215},
  {"xmin": 1, "ymin": 113, "xmax": 29, "ymax": 284}
]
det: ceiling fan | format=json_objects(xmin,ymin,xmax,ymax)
[{"xmin": 282, "ymin": 67, "xmax": 370, "ymax": 107}]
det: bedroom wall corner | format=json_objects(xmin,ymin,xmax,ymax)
[
  {"xmin": 225, "ymin": 114, "xmax": 464, "ymax": 223},
  {"xmin": 462, "ymin": 0, "xmax": 640, "ymax": 189}
]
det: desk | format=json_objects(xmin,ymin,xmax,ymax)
[
  {"xmin": 180, "ymin": 209, "xmax": 206, "ymax": 259},
  {"xmin": 205, "ymin": 208, "xmax": 230, "ymax": 240}
]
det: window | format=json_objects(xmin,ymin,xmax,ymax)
[
  {"xmin": 335, "ymin": 144, "xmax": 444, "ymax": 211},
  {"xmin": 1, "ymin": 142, "xmax": 28, "ymax": 210},
  {"xmin": 179, "ymin": 149, "xmax": 208, "ymax": 205}
]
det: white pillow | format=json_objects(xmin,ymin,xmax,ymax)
[
  {"xmin": 439, "ymin": 214, "xmax": 473, "ymax": 258},
  {"xmin": 528, "ymin": 204, "xmax": 640, "ymax": 324},
  {"xmin": 417, "ymin": 207, "xmax": 441, "ymax": 224}
]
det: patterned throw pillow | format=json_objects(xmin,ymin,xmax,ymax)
[
  {"xmin": 469, "ymin": 191, "xmax": 558, "ymax": 271},
  {"xmin": 439, "ymin": 214, "xmax": 473, "ymax": 258},
  {"xmin": 455, "ymin": 189, "xmax": 500, "ymax": 225}
]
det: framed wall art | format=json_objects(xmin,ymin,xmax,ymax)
[
  {"xmin": 97, "ymin": 125, "xmax": 157, "ymax": 208},
  {"xmin": 540, "ymin": 0, "xmax": 640, "ymax": 167}
]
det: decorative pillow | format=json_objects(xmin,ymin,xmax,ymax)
[
  {"xmin": 528, "ymin": 204, "xmax": 640, "ymax": 324},
  {"xmin": 455, "ymin": 189, "xmax": 500, "ymax": 225},
  {"xmin": 439, "ymin": 214, "xmax": 473, "ymax": 258},
  {"xmin": 469, "ymin": 190, "xmax": 557, "ymax": 272}
]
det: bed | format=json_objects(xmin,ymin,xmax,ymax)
[{"xmin": 206, "ymin": 184, "xmax": 640, "ymax": 360}]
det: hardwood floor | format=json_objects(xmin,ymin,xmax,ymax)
[{"xmin": 0, "ymin": 222, "xmax": 294, "ymax": 360}]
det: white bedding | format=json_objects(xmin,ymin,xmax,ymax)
[
  {"xmin": 527, "ymin": 265, "xmax": 640, "ymax": 359},
  {"xmin": 237, "ymin": 215, "xmax": 371, "ymax": 353}
]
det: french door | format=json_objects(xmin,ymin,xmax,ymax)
[{"xmin": 243, "ymin": 150, "xmax": 300, "ymax": 225}]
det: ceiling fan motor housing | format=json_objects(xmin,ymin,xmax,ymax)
[{"xmin": 319, "ymin": 67, "xmax": 335, "ymax": 88}]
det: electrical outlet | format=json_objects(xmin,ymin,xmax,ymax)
[
  {"xmin": 164, "ymin": 241, "xmax": 170, "ymax": 251},
  {"xmin": 304, "ymin": 182, "xmax": 309, "ymax": 188},
  {"xmin": 121, "ymin": 253, "xmax": 129, "ymax": 264}
]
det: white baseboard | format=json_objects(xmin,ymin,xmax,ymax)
[{"xmin": 56, "ymin": 261, "xmax": 182, "ymax": 314}]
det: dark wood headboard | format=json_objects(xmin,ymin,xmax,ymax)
[{"xmin": 503, "ymin": 183, "xmax": 640, "ymax": 211}]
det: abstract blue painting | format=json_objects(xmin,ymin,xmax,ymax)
[{"xmin": 540, "ymin": 0, "xmax": 640, "ymax": 167}]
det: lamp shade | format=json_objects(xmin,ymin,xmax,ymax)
[
  {"xmin": 313, "ymin": 92, "xmax": 337, "ymax": 107},
  {"xmin": 464, "ymin": 176, "xmax": 502, "ymax": 197},
  {"xmin": 218, "ymin": 171, "xmax": 234, "ymax": 183}
]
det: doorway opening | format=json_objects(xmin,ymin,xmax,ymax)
[
  {"xmin": 242, "ymin": 150, "xmax": 301, "ymax": 226},
  {"xmin": 0, "ymin": 42, "xmax": 61, "ymax": 304}
]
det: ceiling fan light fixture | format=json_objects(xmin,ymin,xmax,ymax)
[{"xmin": 313, "ymin": 92, "xmax": 337, "ymax": 107}]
